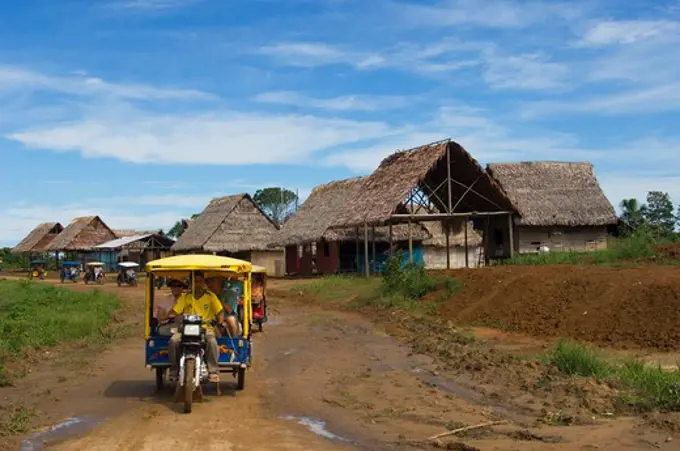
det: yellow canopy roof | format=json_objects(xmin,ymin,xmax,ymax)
[
  {"xmin": 251, "ymin": 265, "xmax": 267, "ymax": 274},
  {"xmin": 145, "ymin": 255, "xmax": 252, "ymax": 273}
]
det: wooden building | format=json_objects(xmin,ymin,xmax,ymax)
[
  {"xmin": 171, "ymin": 194, "xmax": 284, "ymax": 276},
  {"xmin": 94, "ymin": 233, "xmax": 174, "ymax": 268},
  {"xmin": 486, "ymin": 162, "xmax": 617, "ymax": 254}
]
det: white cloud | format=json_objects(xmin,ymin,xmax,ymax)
[
  {"xmin": 6, "ymin": 103, "xmax": 403, "ymax": 165},
  {"xmin": 253, "ymin": 91, "xmax": 411, "ymax": 111},
  {"xmin": 389, "ymin": 0, "xmax": 582, "ymax": 29},
  {"xmin": 256, "ymin": 43, "xmax": 361, "ymax": 68},
  {"xmin": 575, "ymin": 20, "xmax": 680, "ymax": 47},
  {"xmin": 482, "ymin": 52, "xmax": 571, "ymax": 91},
  {"xmin": 599, "ymin": 173, "xmax": 680, "ymax": 208},
  {"xmin": 107, "ymin": 0, "xmax": 203, "ymax": 10},
  {"xmin": 0, "ymin": 65, "xmax": 212, "ymax": 100}
]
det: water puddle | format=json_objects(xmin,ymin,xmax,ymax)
[
  {"xmin": 21, "ymin": 416, "xmax": 104, "ymax": 451},
  {"xmin": 282, "ymin": 416, "xmax": 349, "ymax": 442},
  {"xmin": 282, "ymin": 348, "xmax": 297, "ymax": 356}
]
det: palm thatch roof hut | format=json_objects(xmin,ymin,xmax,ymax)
[
  {"xmin": 486, "ymin": 162, "xmax": 617, "ymax": 253},
  {"xmin": 172, "ymin": 194, "xmax": 284, "ymax": 275},
  {"xmin": 46, "ymin": 216, "xmax": 117, "ymax": 252},
  {"xmin": 332, "ymin": 139, "xmax": 514, "ymax": 228},
  {"xmin": 114, "ymin": 229, "xmax": 164, "ymax": 238},
  {"xmin": 12, "ymin": 222, "xmax": 64, "ymax": 254}
]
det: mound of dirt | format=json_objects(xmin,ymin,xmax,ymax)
[{"xmin": 435, "ymin": 265, "xmax": 680, "ymax": 350}]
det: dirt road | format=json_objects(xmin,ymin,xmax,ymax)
[{"xmin": 4, "ymin": 278, "xmax": 677, "ymax": 450}]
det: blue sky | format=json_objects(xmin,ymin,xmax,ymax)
[{"xmin": 2, "ymin": 0, "xmax": 680, "ymax": 246}]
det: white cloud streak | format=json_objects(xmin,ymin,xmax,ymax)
[{"xmin": 253, "ymin": 91, "xmax": 412, "ymax": 111}]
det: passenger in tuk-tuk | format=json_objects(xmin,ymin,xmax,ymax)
[
  {"xmin": 166, "ymin": 271, "xmax": 224, "ymax": 383},
  {"xmin": 206, "ymin": 277, "xmax": 241, "ymax": 338},
  {"xmin": 155, "ymin": 278, "xmax": 186, "ymax": 336}
]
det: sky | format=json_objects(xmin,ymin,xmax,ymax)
[{"xmin": 2, "ymin": 0, "xmax": 680, "ymax": 246}]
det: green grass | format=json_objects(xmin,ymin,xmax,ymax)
[
  {"xmin": 0, "ymin": 280, "xmax": 120, "ymax": 384},
  {"xmin": 547, "ymin": 340, "xmax": 680, "ymax": 412},
  {"xmin": 503, "ymin": 234, "xmax": 663, "ymax": 266},
  {"xmin": 294, "ymin": 275, "xmax": 382, "ymax": 304},
  {"xmin": 0, "ymin": 405, "xmax": 34, "ymax": 437}
]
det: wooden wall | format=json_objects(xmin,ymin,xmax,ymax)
[{"xmin": 516, "ymin": 226, "xmax": 608, "ymax": 253}]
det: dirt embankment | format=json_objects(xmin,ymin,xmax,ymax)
[{"xmin": 435, "ymin": 265, "xmax": 680, "ymax": 350}]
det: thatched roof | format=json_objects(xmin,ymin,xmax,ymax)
[
  {"xmin": 46, "ymin": 216, "xmax": 117, "ymax": 251},
  {"xmin": 114, "ymin": 229, "xmax": 163, "ymax": 238},
  {"xmin": 12, "ymin": 222, "xmax": 64, "ymax": 254},
  {"xmin": 332, "ymin": 140, "xmax": 514, "ymax": 228},
  {"xmin": 486, "ymin": 162, "xmax": 617, "ymax": 227},
  {"xmin": 278, "ymin": 176, "xmax": 368, "ymax": 246},
  {"xmin": 172, "ymin": 194, "xmax": 281, "ymax": 253}
]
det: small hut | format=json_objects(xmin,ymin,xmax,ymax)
[
  {"xmin": 171, "ymin": 194, "xmax": 284, "ymax": 276},
  {"xmin": 12, "ymin": 222, "xmax": 64, "ymax": 255},
  {"xmin": 46, "ymin": 216, "xmax": 117, "ymax": 267},
  {"xmin": 486, "ymin": 162, "xmax": 617, "ymax": 254}
]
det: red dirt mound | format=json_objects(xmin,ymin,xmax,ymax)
[{"xmin": 435, "ymin": 265, "xmax": 680, "ymax": 350}]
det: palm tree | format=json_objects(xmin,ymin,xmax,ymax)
[{"xmin": 619, "ymin": 198, "xmax": 646, "ymax": 231}]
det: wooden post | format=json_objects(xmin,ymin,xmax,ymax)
[
  {"xmin": 388, "ymin": 222, "xmax": 393, "ymax": 257},
  {"xmin": 355, "ymin": 226, "xmax": 360, "ymax": 273},
  {"xmin": 371, "ymin": 226, "xmax": 376, "ymax": 273},
  {"xmin": 483, "ymin": 216, "xmax": 490, "ymax": 266},
  {"xmin": 364, "ymin": 223, "xmax": 370, "ymax": 277},
  {"xmin": 445, "ymin": 221, "xmax": 450, "ymax": 269},
  {"xmin": 408, "ymin": 219, "xmax": 413, "ymax": 264},
  {"xmin": 508, "ymin": 214, "xmax": 515, "ymax": 258},
  {"xmin": 464, "ymin": 218, "xmax": 469, "ymax": 268},
  {"xmin": 446, "ymin": 144, "xmax": 453, "ymax": 213}
]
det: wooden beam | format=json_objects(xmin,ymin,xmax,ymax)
[
  {"xmin": 464, "ymin": 220, "xmax": 469, "ymax": 268},
  {"xmin": 371, "ymin": 226, "xmax": 376, "ymax": 273},
  {"xmin": 446, "ymin": 144, "xmax": 453, "ymax": 213},
  {"xmin": 355, "ymin": 226, "xmax": 360, "ymax": 273},
  {"xmin": 484, "ymin": 216, "xmax": 490, "ymax": 266},
  {"xmin": 448, "ymin": 177, "xmax": 504, "ymax": 210},
  {"xmin": 508, "ymin": 214, "xmax": 515, "ymax": 258},
  {"xmin": 445, "ymin": 221, "xmax": 450, "ymax": 270},
  {"xmin": 364, "ymin": 223, "xmax": 370, "ymax": 277},
  {"xmin": 391, "ymin": 211, "xmax": 513, "ymax": 221},
  {"xmin": 452, "ymin": 177, "xmax": 481, "ymax": 213},
  {"xmin": 408, "ymin": 219, "xmax": 413, "ymax": 264}
]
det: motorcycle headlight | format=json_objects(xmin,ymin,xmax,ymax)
[{"xmin": 183, "ymin": 324, "xmax": 201, "ymax": 337}]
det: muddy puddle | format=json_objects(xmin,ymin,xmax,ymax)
[
  {"xmin": 282, "ymin": 416, "xmax": 350, "ymax": 442},
  {"xmin": 21, "ymin": 416, "xmax": 104, "ymax": 451}
]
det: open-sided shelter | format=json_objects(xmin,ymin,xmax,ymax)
[
  {"xmin": 12, "ymin": 222, "xmax": 64, "ymax": 255},
  {"xmin": 95, "ymin": 233, "xmax": 175, "ymax": 268},
  {"xmin": 330, "ymin": 139, "xmax": 515, "ymax": 273},
  {"xmin": 171, "ymin": 194, "xmax": 284, "ymax": 276},
  {"xmin": 486, "ymin": 162, "xmax": 617, "ymax": 254}
]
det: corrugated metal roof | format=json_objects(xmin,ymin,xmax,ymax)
[{"xmin": 94, "ymin": 234, "xmax": 152, "ymax": 249}]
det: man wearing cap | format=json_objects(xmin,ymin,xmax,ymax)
[{"xmin": 166, "ymin": 271, "xmax": 224, "ymax": 383}]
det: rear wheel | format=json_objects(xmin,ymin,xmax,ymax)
[
  {"xmin": 183, "ymin": 359, "xmax": 195, "ymax": 413},
  {"xmin": 155, "ymin": 368, "xmax": 165, "ymax": 391},
  {"xmin": 236, "ymin": 367, "xmax": 245, "ymax": 390}
]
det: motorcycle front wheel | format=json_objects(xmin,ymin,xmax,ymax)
[{"xmin": 183, "ymin": 358, "xmax": 195, "ymax": 413}]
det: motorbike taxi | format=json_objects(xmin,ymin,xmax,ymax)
[
  {"xmin": 117, "ymin": 262, "xmax": 139, "ymax": 286},
  {"xmin": 144, "ymin": 255, "xmax": 254, "ymax": 413},
  {"xmin": 28, "ymin": 260, "xmax": 48, "ymax": 280},
  {"xmin": 60, "ymin": 262, "xmax": 80, "ymax": 283},
  {"xmin": 84, "ymin": 262, "xmax": 105, "ymax": 285}
]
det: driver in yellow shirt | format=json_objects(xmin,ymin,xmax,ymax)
[{"xmin": 167, "ymin": 271, "xmax": 225, "ymax": 383}]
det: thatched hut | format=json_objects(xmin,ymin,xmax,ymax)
[
  {"xmin": 12, "ymin": 222, "xmax": 64, "ymax": 255},
  {"xmin": 114, "ymin": 229, "xmax": 164, "ymax": 239},
  {"xmin": 279, "ymin": 176, "xmax": 484, "ymax": 274},
  {"xmin": 486, "ymin": 162, "xmax": 617, "ymax": 254},
  {"xmin": 171, "ymin": 194, "xmax": 284, "ymax": 276},
  {"xmin": 46, "ymin": 216, "xmax": 117, "ymax": 266}
]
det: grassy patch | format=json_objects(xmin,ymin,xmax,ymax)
[
  {"xmin": 0, "ymin": 404, "xmax": 34, "ymax": 437},
  {"xmin": 547, "ymin": 340, "xmax": 613, "ymax": 379},
  {"xmin": 547, "ymin": 340, "xmax": 680, "ymax": 412},
  {"xmin": 0, "ymin": 280, "xmax": 120, "ymax": 382},
  {"xmin": 293, "ymin": 275, "xmax": 381, "ymax": 304}
]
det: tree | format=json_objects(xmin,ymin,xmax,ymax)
[
  {"xmin": 167, "ymin": 214, "xmax": 199, "ymax": 238},
  {"xmin": 253, "ymin": 187, "xmax": 298, "ymax": 225},
  {"xmin": 643, "ymin": 191, "xmax": 676, "ymax": 240},
  {"xmin": 619, "ymin": 198, "xmax": 646, "ymax": 232}
]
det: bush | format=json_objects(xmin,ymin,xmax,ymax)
[{"xmin": 382, "ymin": 252, "xmax": 436, "ymax": 300}]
